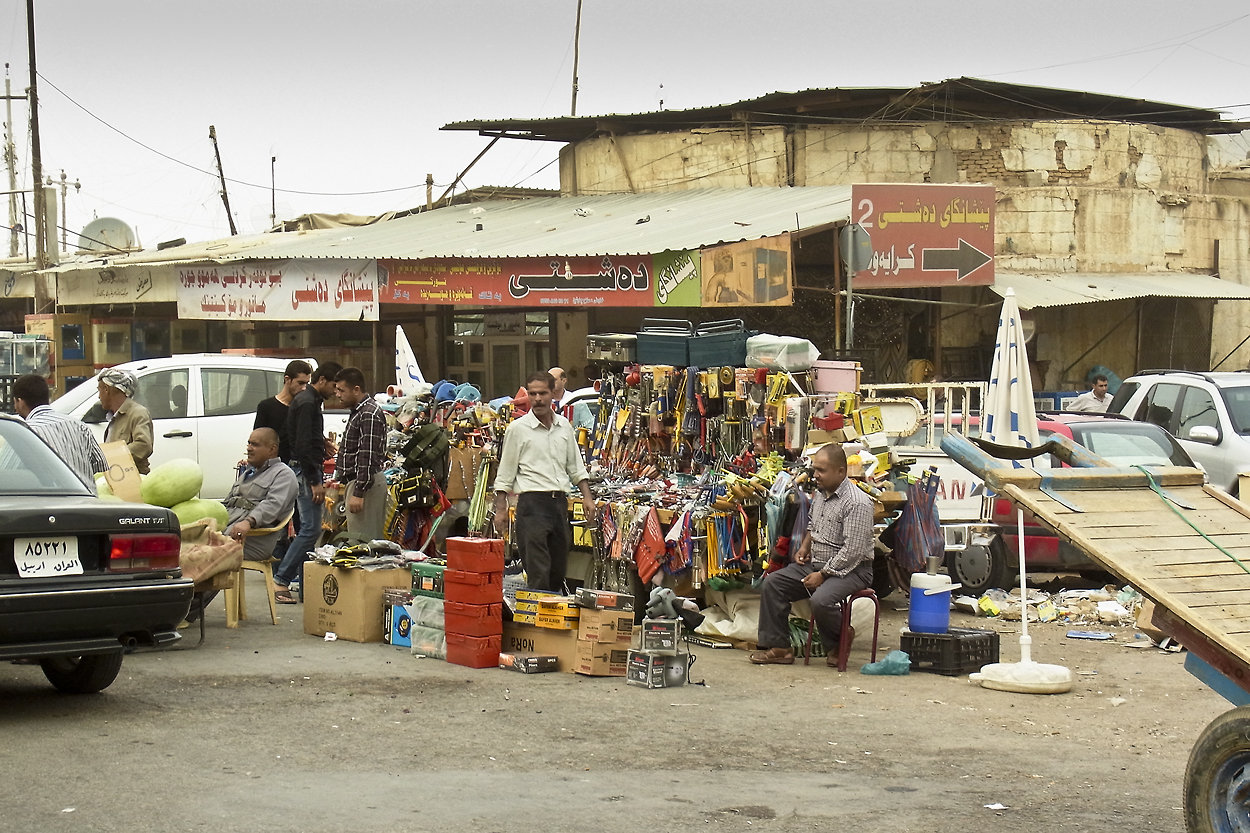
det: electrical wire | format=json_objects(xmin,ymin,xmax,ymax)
[{"xmin": 36, "ymin": 72, "xmax": 428, "ymax": 198}]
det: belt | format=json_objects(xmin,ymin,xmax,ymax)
[{"xmin": 522, "ymin": 491, "xmax": 567, "ymax": 499}]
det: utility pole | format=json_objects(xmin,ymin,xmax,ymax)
[
  {"xmin": 425, "ymin": 173, "xmax": 433, "ymax": 211},
  {"xmin": 570, "ymin": 0, "xmax": 584, "ymax": 116},
  {"xmin": 208, "ymin": 125, "xmax": 237, "ymax": 235},
  {"xmin": 270, "ymin": 155, "xmax": 276, "ymax": 227},
  {"xmin": 26, "ymin": 0, "xmax": 47, "ymax": 271},
  {"xmin": 45, "ymin": 169, "xmax": 78, "ymax": 249},
  {"xmin": 3, "ymin": 64, "xmax": 25, "ymax": 257}
]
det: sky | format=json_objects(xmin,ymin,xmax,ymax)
[{"xmin": 1, "ymin": 0, "xmax": 1247, "ymax": 249}]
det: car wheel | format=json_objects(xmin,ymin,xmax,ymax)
[
  {"xmin": 946, "ymin": 536, "xmax": 1015, "ymax": 597},
  {"xmin": 39, "ymin": 652, "xmax": 124, "ymax": 694},
  {"xmin": 1184, "ymin": 706, "xmax": 1250, "ymax": 833}
]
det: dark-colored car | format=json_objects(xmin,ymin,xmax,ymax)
[{"xmin": 0, "ymin": 415, "xmax": 192, "ymax": 693}]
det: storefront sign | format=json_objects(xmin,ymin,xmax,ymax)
[
  {"xmin": 850, "ymin": 184, "xmax": 995, "ymax": 289},
  {"xmin": 700, "ymin": 236, "xmax": 793, "ymax": 307},
  {"xmin": 380, "ymin": 252, "xmax": 702, "ymax": 308},
  {"xmin": 175, "ymin": 259, "xmax": 379, "ymax": 321},
  {"xmin": 56, "ymin": 264, "xmax": 178, "ymax": 305}
]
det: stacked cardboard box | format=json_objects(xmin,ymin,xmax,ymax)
[
  {"xmin": 573, "ymin": 591, "xmax": 634, "ymax": 677},
  {"xmin": 443, "ymin": 537, "xmax": 504, "ymax": 668}
]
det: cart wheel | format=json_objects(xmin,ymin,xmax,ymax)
[
  {"xmin": 946, "ymin": 536, "xmax": 1014, "ymax": 598},
  {"xmin": 1184, "ymin": 706, "xmax": 1250, "ymax": 833}
]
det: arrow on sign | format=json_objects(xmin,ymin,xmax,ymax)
[{"xmin": 922, "ymin": 239, "xmax": 992, "ymax": 280}]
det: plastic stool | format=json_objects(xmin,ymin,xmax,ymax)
[{"xmin": 803, "ymin": 588, "xmax": 880, "ymax": 671}]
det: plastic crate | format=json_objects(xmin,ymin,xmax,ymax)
[
  {"xmin": 0, "ymin": 374, "xmax": 16, "ymax": 414},
  {"xmin": 899, "ymin": 627, "xmax": 1000, "ymax": 676}
]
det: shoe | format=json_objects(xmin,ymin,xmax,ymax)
[
  {"xmin": 274, "ymin": 588, "xmax": 298, "ymax": 605},
  {"xmin": 749, "ymin": 647, "xmax": 795, "ymax": 665},
  {"xmin": 827, "ymin": 627, "xmax": 856, "ymax": 667}
]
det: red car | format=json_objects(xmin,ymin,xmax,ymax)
[{"xmin": 943, "ymin": 412, "xmax": 1198, "ymax": 595}]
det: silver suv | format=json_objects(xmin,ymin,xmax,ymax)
[{"xmin": 1109, "ymin": 370, "xmax": 1250, "ymax": 495}]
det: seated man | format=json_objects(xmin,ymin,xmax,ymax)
[
  {"xmin": 185, "ymin": 428, "xmax": 296, "ymax": 622},
  {"xmin": 749, "ymin": 443, "xmax": 875, "ymax": 666},
  {"xmin": 223, "ymin": 427, "xmax": 298, "ymax": 562}
]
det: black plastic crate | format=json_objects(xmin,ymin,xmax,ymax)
[
  {"xmin": 0, "ymin": 374, "xmax": 16, "ymax": 414},
  {"xmin": 900, "ymin": 627, "xmax": 1000, "ymax": 676}
]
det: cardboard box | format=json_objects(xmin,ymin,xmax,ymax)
[
  {"xmin": 640, "ymin": 618, "xmax": 681, "ymax": 655},
  {"xmin": 626, "ymin": 649, "xmax": 689, "ymax": 688},
  {"xmin": 536, "ymin": 597, "xmax": 580, "ymax": 617},
  {"xmin": 577, "ymin": 608, "xmax": 634, "ymax": 644},
  {"xmin": 536, "ymin": 612, "xmax": 580, "ymax": 630},
  {"xmin": 1136, "ymin": 599, "xmax": 1168, "ymax": 642},
  {"xmin": 304, "ymin": 563, "xmax": 412, "ymax": 643},
  {"xmin": 499, "ymin": 652, "xmax": 559, "ymax": 674},
  {"xmin": 502, "ymin": 622, "xmax": 578, "ymax": 673},
  {"xmin": 390, "ymin": 604, "xmax": 414, "ymax": 648},
  {"xmin": 512, "ymin": 612, "xmax": 537, "ymax": 625},
  {"xmin": 574, "ymin": 587, "xmax": 634, "ymax": 611},
  {"xmin": 516, "ymin": 589, "xmax": 563, "ymax": 603},
  {"xmin": 575, "ymin": 640, "xmax": 629, "ymax": 676}
]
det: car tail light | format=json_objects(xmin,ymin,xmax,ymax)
[{"xmin": 108, "ymin": 533, "xmax": 182, "ymax": 572}]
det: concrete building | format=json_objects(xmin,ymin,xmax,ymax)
[{"xmin": 447, "ymin": 77, "xmax": 1250, "ymax": 388}]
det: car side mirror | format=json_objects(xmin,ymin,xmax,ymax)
[
  {"xmin": 1188, "ymin": 425, "xmax": 1220, "ymax": 445},
  {"xmin": 82, "ymin": 402, "xmax": 106, "ymax": 425}
]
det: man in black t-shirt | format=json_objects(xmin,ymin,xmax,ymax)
[{"xmin": 254, "ymin": 360, "xmax": 312, "ymax": 462}]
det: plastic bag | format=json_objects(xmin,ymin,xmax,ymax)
[
  {"xmin": 746, "ymin": 334, "xmax": 820, "ymax": 372},
  {"xmin": 861, "ymin": 650, "xmax": 911, "ymax": 675}
]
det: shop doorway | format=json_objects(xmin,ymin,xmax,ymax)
[{"xmin": 445, "ymin": 312, "xmax": 551, "ymax": 400}]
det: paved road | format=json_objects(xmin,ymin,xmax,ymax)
[{"xmin": 0, "ymin": 575, "xmax": 1229, "ymax": 832}]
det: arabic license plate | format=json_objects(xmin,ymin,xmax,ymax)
[{"xmin": 14, "ymin": 536, "xmax": 82, "ymax": 578}]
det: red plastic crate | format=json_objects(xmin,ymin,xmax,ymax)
[
  {"xmin": 443, "ymin": 601, "xmax": 503, "ymax": 637},
  {"xmin": 446, "ymin": 632, "xmax": 502, "ymax": 669},
  {"xmin": 444, "ymin": 569, "xmax": 503, "ymax": 604},
  {"xmin": 445, "ymin": 537, "xmax": 506, "ymax": 573}
]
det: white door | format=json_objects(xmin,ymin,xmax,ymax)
[{"xmin": 197, "ymin": 366, "xmax": 285, "ymax": 499}]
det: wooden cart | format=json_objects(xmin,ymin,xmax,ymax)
[{"xmin": 942, "ymin": 431, "xmax": 1250, "ymax": 833}]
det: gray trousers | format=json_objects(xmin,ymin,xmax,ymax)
[
  {"xmin": 757, "ymin": 559, "xmax": 874, "ymax": 650},
  {"xmin": 346, "ymin": 472, "xmax": 389, "ymax": 542}
]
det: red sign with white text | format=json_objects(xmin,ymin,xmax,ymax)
[{"xmin": 850, "ymin": 184, "xmax": 995, "ymax": 289}]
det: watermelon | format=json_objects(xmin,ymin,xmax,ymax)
[
  {"xmin": 96, "ymin": 477, "xmax": 114, "ymax": 498},
  {"xmin": 140, "ymin": 458, "xmax": 204, "ymax": 507},
  {"xmin": 170, "ymin": 498, "xmax": 230, "ymax": 529}
]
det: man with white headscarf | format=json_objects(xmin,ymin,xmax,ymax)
[{"xmin": 97, "ymin": 368, "xmax": 154, "ymax": 474}]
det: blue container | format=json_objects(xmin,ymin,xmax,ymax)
[{"xmin": 909, "ymin": 573, "xmax": 952, "ymax": 634}]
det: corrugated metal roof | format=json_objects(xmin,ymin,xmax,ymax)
[
  {"xmin": 49, "ymin": 188, "xmax": 853, "ymax": 269},
  {"xmin": 444, "ymin": 77, "xmax": 1249, "ymax": 142},
  {"xmin": 992, "ymin": 271, "xmax": 1250, "ymax": 310}
]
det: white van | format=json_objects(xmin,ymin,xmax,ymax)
[{"xmin": 51, "ymin": 354, "xmax": 348, "ymax": 499}]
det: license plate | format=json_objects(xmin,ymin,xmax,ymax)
[{"xmin": 14, "ymin": 536, "xmax": 82, "ymax": 578}]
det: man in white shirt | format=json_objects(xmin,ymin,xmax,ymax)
[
  {"xmin": 493, "ymin": 371, "xmax": 596, "ymax": 591},
  {"xmin": 1069, "ymin": 375, "xmax": 1110, "ymax": 413}
]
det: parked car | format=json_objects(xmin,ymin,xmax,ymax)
[
  {"xmin": 1108, "ymin": 369, "xmax": 1250, "ymax": 495},
  {"xmin": 0, "ymin": 414, "xmax": 192, "ymax": 693},
  {"xmin": 51, "ymin": 354, "xmax": 348, "ymax": 499},
  {"xmin": 896, "ymin": 410, "xmax": 1198, "ymax": 595}
]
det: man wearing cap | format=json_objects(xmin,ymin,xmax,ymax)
[{"xmin": 97, "ymin": 368, "xmax": 155, "ymax": 474}]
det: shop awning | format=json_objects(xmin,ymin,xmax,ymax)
[{"xmin": 991, "ymin": 271, "xmax": 1250, "ymax": 310}]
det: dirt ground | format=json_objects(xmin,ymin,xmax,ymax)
[{"xmin": 0, "ymin": 571, "xmax": 1230, "ymax": 833}]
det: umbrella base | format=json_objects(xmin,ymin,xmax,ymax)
[{"xmin": 971, "ymin": 660, "xmax": 1074, "ymax": 694}]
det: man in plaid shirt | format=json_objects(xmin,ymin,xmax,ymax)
[
  {"xmin": 334, "ymin": 367, "xmax": 389, "ymax": 542},
  {"xmin": 750, "ymin": 443, "xmax": 876, "ymax": 666}
]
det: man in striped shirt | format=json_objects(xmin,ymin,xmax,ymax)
[
  {"xmin": 334, "ymin": 366, "xmax": 389, "ymax": 542},
  {"xmin": 750, "ymin": 443, "xmax": 875, "ymax": 666},
  {"xmin": 13, "ymin": 374, "xmax": 107, "ymax": 489}
]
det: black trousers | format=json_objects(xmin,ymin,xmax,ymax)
[{"xmin": 515, "ymin": 492, "xmax": 570, "ymax": 592}]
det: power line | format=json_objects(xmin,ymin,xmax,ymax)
[{"xmin": 37, "ymin": 72, "xmax": 427, "ymax": 198}]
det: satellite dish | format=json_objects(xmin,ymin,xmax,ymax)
[
  {"xmin": 78, "ymin": 217, "xmax": 137, "ymax": 252},
  {"xmin": 1021, "ymin": 314, "xmax": 1036, "ymax": 344}
]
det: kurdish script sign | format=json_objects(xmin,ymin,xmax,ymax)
[{"xmin": 850, "ymin": 184, "xmax": 995, "ymax": 289}]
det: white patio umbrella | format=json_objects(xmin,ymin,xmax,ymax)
[
  {"xmin": 394, "ymin": 325, "xmax": 428, "ymax": 395},
  {"xmin": 971, "ymin": 287, "xmax": 1073, "ymax": 694}
]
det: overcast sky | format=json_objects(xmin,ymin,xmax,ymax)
[{"xmin": 2, "ymin": 1, "xmax": 1247, "ymax": 248}]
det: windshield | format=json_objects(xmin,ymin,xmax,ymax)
[
  {"xmin": 1219, "ymin": 384, "xmax": 1250, "ymax": 435},
  {"xmin": 1064, "ymin": 423, "xmax": 1193, "ymax": 468},
  {"xmin": 0, "ymin": 419, "xmax": 94, "ymax": 495}
]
